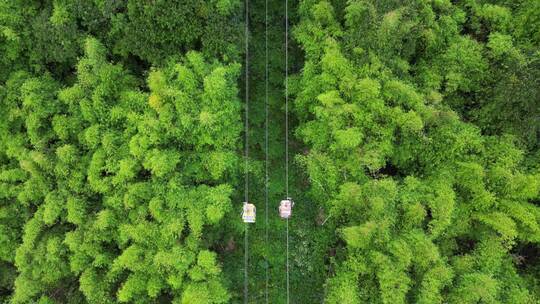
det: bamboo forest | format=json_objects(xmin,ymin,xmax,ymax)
[{"xmin": 1, "ymin": 0, "xmax": 539, "ymax": 303}]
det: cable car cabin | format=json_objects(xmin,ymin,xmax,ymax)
[
  {"xmin": 279, "ymin": 198, "xmax": 294, "ymax": 219},
  {"xmin": 242, "ymin": 203, "xmax": 256, "ymax": 223}
]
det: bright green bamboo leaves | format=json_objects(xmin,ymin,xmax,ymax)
[
  {"xmin": 64, "ymin": 39, "xmax": 238, "ymax": 303},
  {"xmin": 1, "ymin": 37, "xmax": 240, "ymax": 303},
  {"xmin": 294, "ymin": 1, "xmax": 540, "ymax": 303}
]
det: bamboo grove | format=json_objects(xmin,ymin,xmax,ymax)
[{"xmin": 0, "ymin": 0, "xmax": 539, "ymax": 303}]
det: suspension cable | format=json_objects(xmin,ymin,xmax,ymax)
[
  {"xmin": 244, "ymin": 0, "xmax": 249, "ymax": 209},
  {"xmin": 244, "ymin": 0, "xmax": 249, "ymax": 302},
  {"xmin": 265, "ymin": 0, "xmax": 270, "ymax": 302},
  {"xmin": 244, "ymin": 222, "xmax": 249, "ymax": 304},
  {"xmin": 286, "ymin": 216, "xmax": 290, "ymax": 304},
  {"xmin": 285, "ymin": 0, "xmax": 289, "ymax": 199},
  {"xmin": 285, "ymin": 0, "xmax": 290, "ymax": 303}
]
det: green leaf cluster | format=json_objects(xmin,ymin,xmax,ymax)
[
  {"xmin": 1, "ymin": 37, "xmax": 240, "ymax": 303},
  {"xmin": 293, "ymin": 1, "xmax": 540, "ymax": 303}
]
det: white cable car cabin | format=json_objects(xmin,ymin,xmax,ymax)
[
  {"xmin": 279, "ymin": 198, "xmax": 293, "ymax": 219},
  {"xmin": 242, "ymin": 203, "xmax": 256, "ymax": 223}
]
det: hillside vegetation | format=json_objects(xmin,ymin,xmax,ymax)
[{"xmin": 0, "ymin": 1, "xmax": 539, "ymax": 303}]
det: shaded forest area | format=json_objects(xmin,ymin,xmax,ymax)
[{"xmin": 0, "ymin": 0, "xmax": 539, "ymax": 303}]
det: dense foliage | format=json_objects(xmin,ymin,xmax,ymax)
[
  {"xmin": 293, "ymin": 0, "xmax": 540, "ymax": 303},
  {"xmin": 1, "ymin": 37, "xmax": 241, "ymax": 303},
  {"xmin": 0, "ymin": 0, "xmax": 538, "ymax": 303}
]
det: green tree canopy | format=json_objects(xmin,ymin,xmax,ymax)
[{"xmin": 293, "ymin": 1, "xmax": 540, "ymax": 303}]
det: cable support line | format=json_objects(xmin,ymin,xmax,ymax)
[
  {"xmin": 285, "ymin": 0, "xmax": 289, "ymax": 198},
  {"xmin": 285, "ymin": 1, "xmax": 290, "ymax": 303},
  {"xmin": 244, "ymin": 0, "xmax": 249, "ymax": 204},
  {"xmin": 244, "ymin": 0, "xmax": 249, "ymax": 303},
  {"xmin": 244, "ymin": 224, "xmax": 249, "ymax": 304},
  {"xmin": 264, "ymin": 0, "xmax": 270, "ymax": 302},
  {"xmin": 286, "ymin": 218, "xmax": 290, "ymax": 304}
]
